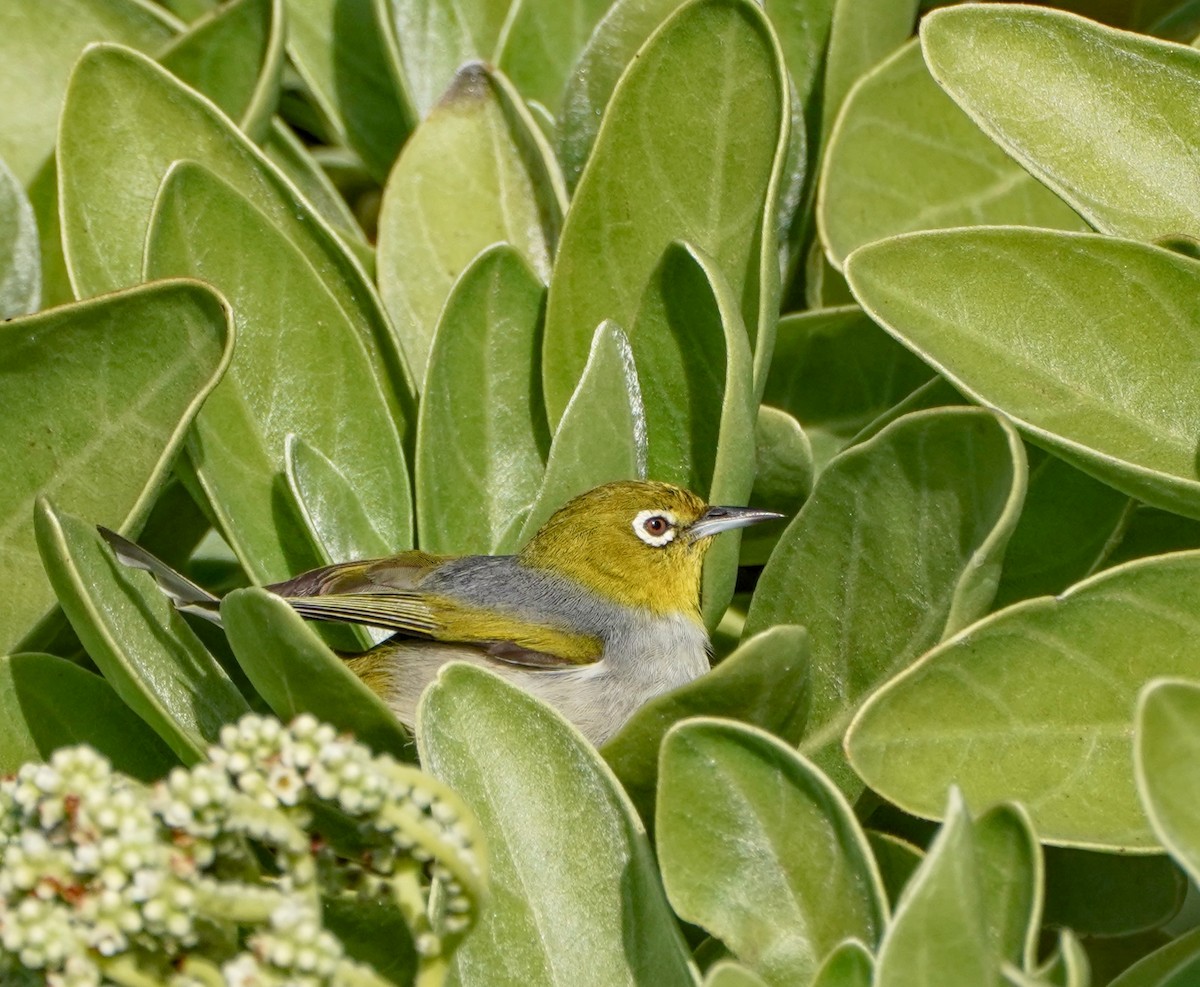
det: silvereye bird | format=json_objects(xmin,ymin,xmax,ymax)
[{"xmin": 103, "ymin": 481, "xmax": 782, "ymax": 744}]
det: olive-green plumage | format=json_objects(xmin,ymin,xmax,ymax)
[{"xmin": 102, "ymin": 480, "xmax": 782, "ymax": 744}]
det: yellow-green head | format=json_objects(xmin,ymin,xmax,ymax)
[{"xmin": 519, "ymin": 480, "xmax": 782, "ymax": 618}]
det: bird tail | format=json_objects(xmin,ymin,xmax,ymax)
[{"xmin": 98, "ymin": 527, "xmax": 223, "ymax": 625}]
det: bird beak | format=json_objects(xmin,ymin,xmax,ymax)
[{"xmin": 688, "ymin": 505, "xmax": 785, "ymax": 542}]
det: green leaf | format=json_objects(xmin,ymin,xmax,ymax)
[
  {"xmin": 874, "ymin": 790, "xmax": 997, "ymax": 987},
  {"xmin": 1137, "ymin": 679, "xmax": 1200, "ymax": 886},
  {"xmin": 976, "ymin": 804, "xmax": 1042, "ymax": 971},
  {"xmin": 1033, "ymin": 931, "xmax": 1090, "ymax": 987},
  {"xmin": 496, "ymin": 0, "xmax": 613, "ymax": 117},
  {"xmin": 658, "ymin": 720, "xmax": 887, "ymax": 987},
  {"xmin": 157, "ymin": 0, "xmax": 284, "ymax": 143},
  {"xmin": 762, "ymin": 0, "xmax": 835, "ymax": 170},
  {"xmin": 376, "ymin": 0, "xmax": 510, "ymax": 119},
  {"xmin": 739, "ymin": 407, "xmax": 813, "ymax": 567},
  {"xmin": 285, "ymin": 434, "xmax": 407, "ymax": 564},
  {"xmin": 921, "ymin": 4, "xmax": 1200, "ymax": 242},
  {"xmin": 57, "ymin": 42, "xmax": 414, "ymax": 438},
  {"xmin": 543, "ymin": 0, "xmax": 789, "ymax": 422},
  {"xmin": 1104, "ymin": 505, "xmax": 1200, "ymax": 569},
  {"xmin": 993, "ymin": 450, "xmax": 1131, "ymax": 610},
  {"xmin": 845, "ymin": 228, "xmax": 1200, "ymax": 519},
  {"xmin": 847, "ymin": 550, "xmax": 1200, "ymax": 850},
  {"xmin": 415, "ymin": 245, "xmax": 549, "ymax": 555},
  {"xmin": 704, "ymin": 961, "xmax": 769, "ymax": 987},
  {"xmin": 517, "ymin": 322, "xmax": 646, "ymax": 543},
  {"xmin": 0, "ymin": 280, "xmax": 230, "ymax": 653},
  {"xmin": 745, "ymin": 408, "xmax": 1026, "ymax": 795},
  {"xmin": 418, "ymin": 663, "xmax": 697, "ymax": 987},
  {"xmin": 556, "ymin": 0, "xmax": 685, "ymax": 188},
  {"xmin": 26, "ymin": 157, "xmax": 73, "ymax": 311},
  {"xmin": 376, "ymin": 63, "xmax": 561, "ymax": 386},
  {"xmin": 221, "ymin": 587, "xmax": 413, "ymax": 759},
  {"xmin": 285, "ymin": 0, "xmax": 412, "ymax": 181},
  {"xmin": 34, "ymin": 501, "xmax": 249, "ymax": 763},
  {"xmin": 867, "ymin": 831, "xmax": 924, "ymax": 908},
  {"xmin": 818, "ymin": 39, "xmax": 1085, "ymax": 268},
  {"xmin": 0, "ymin": 652, "xmax": 178, "ymax": 782},
  {"xmin": 145, "ymin": 162, "xmax": 409, "ymax": 586},
  {"xmin": 1108, "ymin": 926, "xmax": 1200, "ymax": 987},
  {"xmin": 810, "ymin": 940, "xmax": 874, "ymax": 987},
  {"xmin": 763, "ymin": 306, "xmax": 933, "ymax": 472},
  {"xmin": 0, "ymin": 155, "xmax": 39, "ymax": 317},
  {"xmin": 1042, "ymin": 847, "xmax": 1183, "ymax": 938},
  {"xmin": 0, "ymin": 0, "xmax": 176, "ymax": 186},
  {"xmin": 601, "ymin": 625, "xmax": 810, "ymax": 826}
]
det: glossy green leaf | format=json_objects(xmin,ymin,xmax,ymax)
[
  {"xmin": 221, "ymin": 587, "xmax": 413, "ymax": 759},
  {"xmin": 0, "ymin": 155, "xmax": 39, "ymax": 317},
  {"xmin": 1137, "ymin": 679, "xmax": 1200, "ymax": 886},
  {"xmin": 0, "ymin": 0, "xmax": 176, "ymax": 185},
  {"xmin": 376, "ymin": 0, "xmax": 510, "ymax": 119},
  {"xmin": 285, "ymin": 0, "xmax": 412, "ymax": 181},
  {"xmin": 418, "ymin": 663, "xmax": 696, "ymax": 987},
  {"xmin": 601, "ymin": 625, "xmax": 810, "ymax": 825},
  {"xmin": 874, "ymin": 790, "xmax": 997, "ymax": 987},
  {"xmin": 820, "ymin": 0, "xmax": 917, "ymax": 145},
  {"xmin": 745, "ymin": 408, "xmax": 1026, "ymax": 794},
  {"xmin": 921, "ymin": 4, "xmax": 1200, "ymax": 242},
  {"xmin": 867, "ymin": 831, "xmax": 924, "ymax": 907},
  {"xmin": 376, "ymin": 63, "xmax": 561, "ymax": 386},
  {"xmin": 818, "ymin": 40, "xmax": 1085, "ymax": 268},
  {"xmin": 157, "ymin": 0, "xmax": 283, "ymax": 142},
  {"xmin": 810, "ymin": 940, "xmax": 874, "ymax": 987},
  {"xmin": 1042, "ymin": 847, "xmax": 1183, "ymax": 937},
  {"xmin": 1108, "ymin": 926, "xmax": 1200, "ymax": 987},
  {"xmin": 704, "ymin": 961, "xmax": 769, "ymax": 987},
  {"xmin": 517, "ymin": 322, "xmax": 646, "ymax": 543},
  {"xmin": 0, "ymin": 653, "xmax": 178, "ymax": 782},
  {"xmin": 658, "ymin": 720, "xmax": 887, "ymax": 987},
  {"xmin": 556, "ymin": 0, "xmax": 685, "ymax": 188},
  {"xmin": 145, "ymin": 162, "xmax": 409, "ymax": 585},
  {"xmin": 739, "ymin": 407, "xmax": 813, "ymax": 567},
  {"xmin": 57, "ymin": 43, "xmax": 413, "ymax": 438},
  {"xmin": 976, "ymin": 804, "xmax": 1042, "ymax": 970},
  {"xmin": 847, "ymin": 550, "xmax": 1200, "ymax": 850},
  {"xmin": 763, "ymin": 306, "xmax": 933, "ymax": 471},
  {"xmin": 35, "ymin": 501, "xmax": 248, "ymax": 764},
  {"xmin": 415, "ymin": 245, "xmax": 549, "ymax": 555},
  {"xmin": 993, "ymin": 449, "xmax": 1131, "ymax": 610},
  {"xmin": 543, "ymin": 0, "xmax": 789, "ymax": 421},
  {"xmin": 496, "ymin": 0, "xmax": 612, "ymax": 116},
  {"xmin": 845, "ymin": 228, "xmax": 1200, "ymax": 519},
  {"xmin": 0, "ymin": 281, "xmax": 230, "ymax": 653},
  {"xmin": 285, "ymin": 434, "xmax": 407, "ymax": 566}
]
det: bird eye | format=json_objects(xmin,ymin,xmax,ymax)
[{"xmin": 633, "ymin": 509, "xmax": 678, "ymax": 546}]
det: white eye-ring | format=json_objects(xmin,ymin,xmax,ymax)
[{"xmin": 633, "ymin": 509, "xmax": 678, "ymax": 547}]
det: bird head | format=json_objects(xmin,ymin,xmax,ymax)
[{"xmin": 518, "ymin": 480, "xmax": 783, "ymax": 619}]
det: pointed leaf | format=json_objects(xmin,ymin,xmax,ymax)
[
  {"xmin": 874, "ymin": 791, "xmax": 997, "ymax": 987},
  {"xmin": 976, "ymin": 804, "xmax": 1042, "ymax": 970},
  {"xmin": 34, "ymin": 501, "xmax": 248, "ymax": 763},
  {"xmin": 847, "ymin": 551, "xmax": 1200, "ymax": 850},
  {"xmin": 1137, "ymin": 678, "xmax": 1200, "ymax": 886},
  {"xmin": 921, "ymin": 4, "xmax": 1200, "ymax": 241},
  {"xmin": 745, "ymin": 408, "xmax": 1026, "ymax": 795},
  {"xmin": 0, "ymin": 653, "xmax": 178, "ymax": 782},
  {"xmin": 543, "ymin": 0, "xmax": 789, "ymax": 421},
  {"xmin": 0, "ymin": 280, "xmax": 230, "ymax": 652},
  {"xmin": 517, "ymin": 322, "xmax": 646, "ymax": 543},
  {"xmin": 145, "ymin": 162, "xmax": 409, "ymax": 585},
  {"xmin": 415, "ymin": 245, "xmax": 549, "ymax": 555},
  {"xmin": 810, "ymin": 941, "xmax": 874, "ymax": 987},
  {"xmin": 221, "ymin": 587, "xmax": 413, "ymax": 759},
  {"xmin": 376, "ymin": 63, "xmax": 561, "ymax": 386},
  {"xmin": 601, "ymin": 625, "xmax": 810, "ymax": 825},
  {"xmin": 0, "ymin": 155, "xmax": 39, "ymax": 317},
  {"xmin": 658, "ymin": 720, "xmax": 886, "ymax": 987},
  {"xmin": 819, "ymin": 39, "xmax": 1085, "ymax": 268},
  {"xmin": 418, "ymin": 663, "xmax": 696, "ymax": 987},
  {"xmin": 846, "ymin": 228, "xmax": 1200, "ymax": 519},
  {"xmin": 739, "ymin": 406, "xmax": 813, "ymax": 567}
]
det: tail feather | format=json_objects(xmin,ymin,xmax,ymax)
[{"xmin": 98, "ymin": 527, "xmax": 223, "ymax": 624}]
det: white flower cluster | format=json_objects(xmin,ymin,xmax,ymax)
[{"xmin": 0, "ymin": 714, "xmax": 484, "ymax": 987}]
